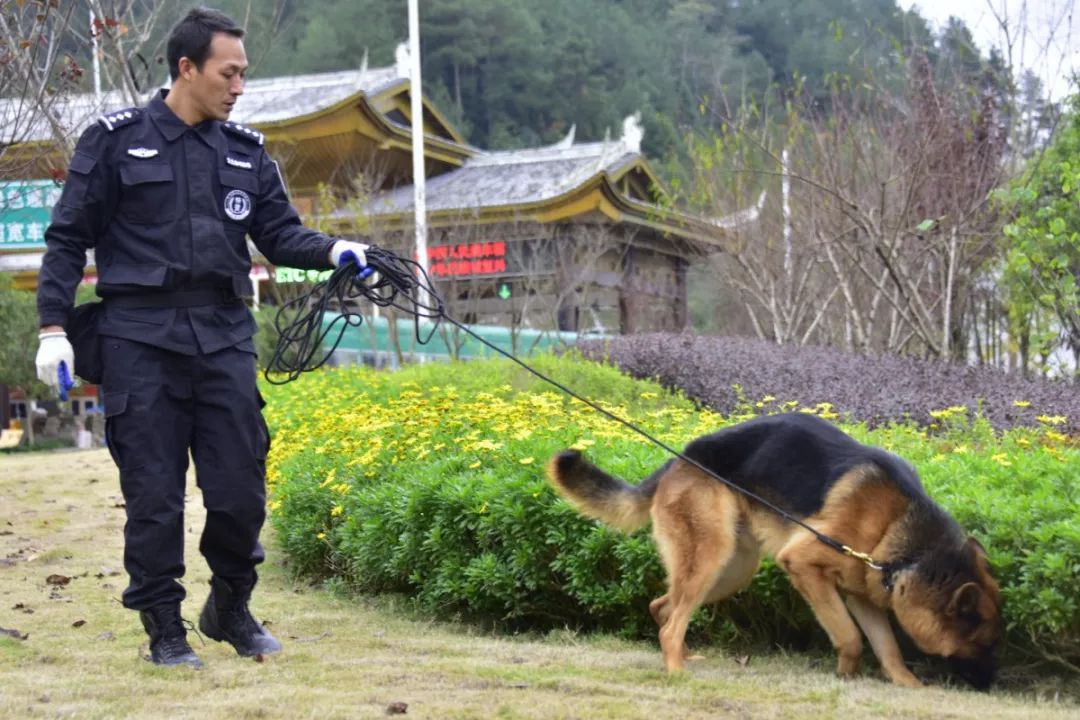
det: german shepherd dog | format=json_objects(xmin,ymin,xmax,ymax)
[{"xmin": 547, "ymin": 412, "xmax": 1002, "ymax": 688}]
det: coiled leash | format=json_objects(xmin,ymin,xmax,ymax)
[{"xmin": 266, "ymin": 246, "xmax": 892, "ymax": 576}]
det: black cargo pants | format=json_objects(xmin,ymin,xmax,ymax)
[{"xmin": 100, "ymin": 337, "xmax": 270, "ymax": 610}]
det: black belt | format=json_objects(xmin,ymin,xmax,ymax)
[{"xmin": 103, "ymin": 287, "xmax": 240, "ymax": 309}]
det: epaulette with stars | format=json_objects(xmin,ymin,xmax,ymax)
[
  {"xmin": 222, "ymin": 121, "xmax": 265, "ymax": 146},
  {"xmin": 97, "ymin": 108, "xmax": 142, "ymax": 132}
]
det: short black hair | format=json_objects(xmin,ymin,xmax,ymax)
[{"xmin": 166, "ymin": 7, "xmax": 244, "ymax": 81}]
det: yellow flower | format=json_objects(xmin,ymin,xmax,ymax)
[
  {"xmin": 991, "ymin": 453, "xmax": 1011, "ymax": 467},
  {"xmin": 952, "ymin": 445, "xmax": 969, "ymax": 454},
  {"xmin": 316, "ymin": 532, "xmax": 327, "ymax": 540},
  {"xmin": 519, "ymin": 457, "xmax": 535, "ymax": 465},
  {"xmin": 1036, "ymin": 415, "xmax": 1067, "ymax": 426},
  {"xmin": 330, "ymin": 505, "xmax": 344, "ymax": 517},
  {"xmin": 267, "ymin": 500, "xmax": 282, "ymax": 512},
  {"xmin": 1013, "ymin": 400, "xmax": 1031, "ymax": 408},
  {"xmin": 469, "ymin": 460, "xmax": 482, "ymax": 469}
]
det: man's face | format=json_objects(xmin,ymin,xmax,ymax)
[{"xmin": 187, "ymin": 33, "xmax": 247, "ymax": 122}]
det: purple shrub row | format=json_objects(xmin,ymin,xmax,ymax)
[{"xmin": 578, "ymin": 333, "xmax": 1080, "ymax": 434}]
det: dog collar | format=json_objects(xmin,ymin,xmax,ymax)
[{"xmin": 879, "ymin": 559, "xmax": 913, "ymax": 593}]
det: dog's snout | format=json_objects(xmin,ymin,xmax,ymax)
[{"xmin": 949, "ymin": 655, "xmax": 997, "ymax": 690}]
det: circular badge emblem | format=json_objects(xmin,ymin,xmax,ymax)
[{"xmin": 224, "ymin": 189, "xmax": 252, "ymax": 221}]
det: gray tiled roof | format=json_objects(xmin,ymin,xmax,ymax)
[
  {"xmin": 0, "ymin": 66, "xmax": 404, "ymax": 144},
  {"xmin": 231, "ymin": 67, "xmax": 404, "ymax": 124},
  {"xmin": 365, "ymin": 140, "xmax": 641, "ymax": 215}
]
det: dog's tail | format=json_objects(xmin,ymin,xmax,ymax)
[{"xmin": 546, "ymin": 449, "xmax": 659, "ymax": 533}]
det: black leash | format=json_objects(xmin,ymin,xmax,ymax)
[
  {"xmin": 267, "ymin": 246, "xmax": 891, "ymax": 575},
  {"xmin": 264, "ymin": 247, "xmax": 443, "ymax": 384}
]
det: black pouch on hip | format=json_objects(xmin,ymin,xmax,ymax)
[{"xmin": 65, "ymin": 301, "xmax": 104, "ymax": 384}]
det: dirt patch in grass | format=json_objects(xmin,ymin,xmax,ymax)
[{"xmin": 1, "ymin": 448, "xmax": 1076, "ymax": 719}]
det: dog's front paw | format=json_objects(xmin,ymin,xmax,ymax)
[{"xmin": 889, "ymin": 669, "xmax": 924, "ymax": 689}]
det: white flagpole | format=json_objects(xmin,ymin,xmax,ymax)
[
  {"xmin": 90, "ymin": 8, "xmax": 101, "ymax": 99},
  {"xmin": 407, "ymin": 0, "xmax": 430, "ymax": 310}
]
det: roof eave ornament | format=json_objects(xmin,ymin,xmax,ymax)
[
  {"xmin": 394, "ymin": 42, "xmax": 410, "ymax": 80},
  {"xmin": 621, "ymin": 112, "xmax": 643, "ymax": 153},
  {"xmin": 553, "ymin": 124, "xmax": 576, "ymax": 149},
  {"xmin": 709, "ymin": 189, "xmax": 768, "ymax": 229}
]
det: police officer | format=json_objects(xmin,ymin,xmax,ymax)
[{"xmin": 34, "ymin": 7, "xmax": 370, "ymax": 668}]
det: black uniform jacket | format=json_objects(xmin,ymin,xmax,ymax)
[{"xmin": 37, "ymin": 90, "xmax": 336, "ymax": 355}]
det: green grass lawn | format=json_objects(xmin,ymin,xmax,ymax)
[{"xmin": 1, "ymin": 447, "xmax": 1077, "ymax": 718}]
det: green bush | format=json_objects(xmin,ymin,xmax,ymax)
[{"xmin": 263, "ymin": 355, "xmax": 1080, "ymax": 667}]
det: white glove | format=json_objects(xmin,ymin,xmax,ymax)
[
  {"xmin": 36, "ymin": 331, "xmax": 75, "ymax": 390},
  {"xmin": 330, "ymin": 240, "xmax": 369, "ymax": 270}
]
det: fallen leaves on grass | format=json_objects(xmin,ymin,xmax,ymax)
[{"xmin": 0, "ymin": 625, "xmax": 28, "ymax": 640}]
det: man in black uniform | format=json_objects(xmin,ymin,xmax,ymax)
[{"xmin": 34, "ymin": 7, "xmax": 370, "ymax": 668}]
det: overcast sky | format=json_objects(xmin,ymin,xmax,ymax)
[{"xmin": 902, "ymin": 0, "xmax": 1078, "ymax": 100}]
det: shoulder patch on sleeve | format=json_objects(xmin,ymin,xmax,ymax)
[
  {"xmin": 97, "ymin": 108, "xmax": 142, "ymax": 132},
  {"xmin": 222, "ymin": 121, "xmax": 265, "ymax": 146}
]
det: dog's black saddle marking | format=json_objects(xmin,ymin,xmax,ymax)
[{"xmin": 681, "ymin": 413, "xmax": 926, "ymax": 518}]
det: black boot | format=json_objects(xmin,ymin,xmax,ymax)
[
  {"xmin": 139, "ymin": 604, "xmax": 203, "ymax": 668},
  {"xmin": 198, "ymin": 576, "xmax": 282, "ymax": 657}
]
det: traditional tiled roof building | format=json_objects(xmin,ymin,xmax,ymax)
[{"xmin": 1, "ymin": 47, "xmax": 733, "ymax": 333}]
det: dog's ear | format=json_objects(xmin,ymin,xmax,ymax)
[
  {"xmin": 964, "ymin": 536, "xmax": 988, "ymax": 561},
  {"xmin": 948, "ymin": 581, "xmax": 984, "ymax": 619}
]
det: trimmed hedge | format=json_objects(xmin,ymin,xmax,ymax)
[
  {"xmin": 263, "ymin": 354, "xmax": 1080, "ymax": 674},
  {"xmin": 578, "ymin": 333, "xmax": 1080, "ymax": 434}
]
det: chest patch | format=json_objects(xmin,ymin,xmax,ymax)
[
  {"xmin": 224, "ymin": 189, "xmax": 252, "ymax": 221},
  {"xmin": 226, "ymin": 156, "xmax": 253, "ymax": 169},
  {"xmin": 127, "ymin": 147, "xmax": 159, "ymax": 159}
]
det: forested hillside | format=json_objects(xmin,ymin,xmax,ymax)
[{"xmin": 207, "ymin": 0, "xmax": 996, "ymax": 159}]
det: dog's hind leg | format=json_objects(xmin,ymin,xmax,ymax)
[
  {"xmin": 648, "ymin": 592, "xmax": 706, "ymax": 663},
  {"xmin": 702, "ymin": 529, "xmax": 760, "ymax": 605},
  {"xmin": 648, "ymin": 593, "xmax": 671, "ymax": 627},
  {"xmin": 845, "ymin": 595, "xmax": 922, "ymax": 688},
  {"xmin": 651, "ymin": 470, "xmax": 740, "ymax": 672}
]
